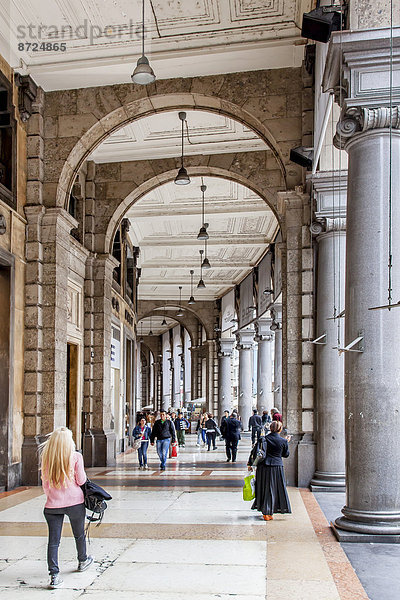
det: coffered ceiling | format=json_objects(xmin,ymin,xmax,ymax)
[
  {"xmin": 127, "ymin": 176, "xmax": 278, "ymax": 302},
  {"xmin": 90, "ymin": 110, "xmax": 266, "ymax": 163},
  {"xmin": 1, "ymin": 0, "xmax": 312, "ymax": 90}
]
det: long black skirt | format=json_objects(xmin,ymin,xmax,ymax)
[{"xmin": 251, "ymin": 464, "xmax": 291, "ymax": 515}]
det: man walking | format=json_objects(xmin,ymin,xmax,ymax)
[
  {"xmin": 248, "ymin": 408, "xmax": 262, "ymax": 444},
  {"xmin": 175, "ymin": 412, "xmax": 190, "ymax": 447},
  {"xmin": 150, "ymin": 410, "xmax": 177, "ymax": 470},
  {"xmin": 222, "ymin": 412, "xmax": 243, "ymax": 463}
]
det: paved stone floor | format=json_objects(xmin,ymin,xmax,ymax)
[{"xmin": 0, "ymin": 436, "xmax": 369, "ymax": 599}]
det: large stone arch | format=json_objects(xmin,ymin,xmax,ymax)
[
  {"xmin": 44, "ymin": 68, "xmax": 306, "ymax": 210},
  {"xmin": 100, "ymin": 165, "xmax": 281, "ymax": 256}
]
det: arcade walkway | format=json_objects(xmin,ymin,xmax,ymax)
[{"xmin": 0, "ymin": 436, "xmax": 367, "ymax": 599}]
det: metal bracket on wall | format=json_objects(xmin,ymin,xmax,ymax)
[
  {"xmin": 333, "ymin": 331, "xmax": 364, "ymax": 355},
  {"xmin": 311, "ymin": 332, "xmax": 327, "ymax": 345}
]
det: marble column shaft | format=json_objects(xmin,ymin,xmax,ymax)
[
  {"xmin": 255, "ymin": 319, "xmax": 274, "ymax": 415},
  {"xmin": 237, "ymin": 329, "xmax": 254, "ymax": 429},
  {"xmin": 218, "ymin": 338, "xmax": 235, "ymax": 419},
  {"xmin": 311, "ymin": 223, "xmax": 346, "ymax": 491}
]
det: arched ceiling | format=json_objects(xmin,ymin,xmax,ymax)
[
  {"xmin": 90, "ymin": 110, "xmax": 267, "ymax": 163},
  {"xmin": 127, "ymin": 176, "xmax": 278, "ymax": 302},
  {"xmin": 5, "ymin": 0, "xmax": 312, "ymax": 90}
]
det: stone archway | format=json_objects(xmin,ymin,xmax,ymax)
[
  {"xmin": 53, "ymin": 91, "xmax": 291, "ymax": 210},
  {"xmin": 103, "ymin": 166, "xmax": 282, "ymax": 256}
]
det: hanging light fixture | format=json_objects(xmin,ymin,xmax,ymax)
[
  {"xmin": 177, "ymin": 286, "xmax": 184, "ymax": 317},
  {"xmin": 149, "ymin": 315, "xmax": 153, "ymax": 336},
  {"xmin": 197, "ymin": 182, "xmax": 209, "ymax": 240},
  {"xmin": 174, "ymin": 112, "xmax": 190, "ymax": 185},
  {"xmin": 188, "ymin": 270, "xmax": 196, "ymax": 304},
  {"xmin": 131, "ymin": 0, "xmax": 156, "ymax": 85},
  {"xmin": 202, "ymin": 238, "xmax": 211, "ymax": 270},
  {"xmin": 161, "ymin": 306, "xmax": 167, "ymax": 326},
  {"xmin": 197, "ymin": 249, "xmax": 206, "ymax": 289},
  {"xmin": 139, "ymin": 321, "xmax": 144, "ymax": 342}
]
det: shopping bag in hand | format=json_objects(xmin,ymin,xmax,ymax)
[
  {"xmin": 243, "ymin": 472, "xmax": 255, "ymax": 501},
  {"xmin": 171, "ymin": 444, "xmax": 178, "ymax": 458}
]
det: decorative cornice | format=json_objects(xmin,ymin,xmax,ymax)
[{"xmin": 334, "ymin": 106, "xmax": 400, "ymax": 149}]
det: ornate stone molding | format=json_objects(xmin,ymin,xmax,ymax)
[
  {"xmin": 334, "ymin": 106, "xmax": 400, "ymax": 149},
  {"xmin": 311, "ymin": 217, "xmax": 346, "ymax": 238},
  {"xmin": 218, "ymin": 338, "xmax": 235, "ymax": 358}
]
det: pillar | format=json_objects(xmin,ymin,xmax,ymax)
[
  {"xmin": 255, "ymin": 319, "xmax": 274, "ymax": 415},
  {"xmin": 311, "ymin": 217, "xmax": 346, "ymax": 492},
  {"xmin": 272, "ymin": 305, "xmax": 282, "ymax": 412},
  {"xmin": 218, "ymin": 338, "xmax": 235, "ymax": 418},
  {"xmin": 324, "ymin": 29, "xmax": 400, "ymax": 538},
  {"xmin": 90, "ymin": 253, "xmax": 117, "ymax": 466},
  {"xmin": 237, "ymin": 329, "xmax": 254, "ymax": 429}
]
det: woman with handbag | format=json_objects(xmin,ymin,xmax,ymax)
[
  {"xmin": 247, "ymin": 421, "xmax": 292, "ymax": 521},
  {"xmin": 40, "ymin": 427, "xmax": 93, "ymax": 589},
  {"xmin": 132, "ymin": 417, "xmax": 152, "ymax": 469}
]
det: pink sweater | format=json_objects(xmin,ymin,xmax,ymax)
[{"xmin": 42, "ymin": 451, "xmax": 87, "ymax": 508}]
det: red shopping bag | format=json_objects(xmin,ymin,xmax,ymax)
[{"xmin": 171, "ymin": 444, "xmax": 178, "ymax": 458}]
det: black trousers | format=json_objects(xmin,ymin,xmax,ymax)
[
  {"xmin": 44, "ymin": 502, "xmax": 87, "ymax": 574},
  {"xmin": 225, "ymin": 439, "xmax": 238, "ymax": 461},
  {"xmin": 206, "ymin": 431, "xmax": 217, "ymax": 450},
  {"xmin": 251, "ymin": 426, "xmax": 262, "ymax": 445}
]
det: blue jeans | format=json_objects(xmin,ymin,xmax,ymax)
[
  {"xmin": 44, "ymin": 503, "xmax": 87, "ymax": 575},
  {"xmin": 138, "ymin": 441, "xmax": 149, "ymax": 466},
  {"xmin": 156, "ymin": 438, "xmax": 171, "ymax": 468}
]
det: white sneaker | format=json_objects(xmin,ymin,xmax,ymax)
[
  {"xmin": 48, "ymin": 574, "xmax": 63, "ymax": 589},
  {"xmin": 144, "ymin": 465, "xmax": 149, "ymax": 470}
]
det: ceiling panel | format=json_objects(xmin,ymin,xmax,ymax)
[{"xmin": 2, "ymin": 0, "xmax": 311, "ymax": 89}]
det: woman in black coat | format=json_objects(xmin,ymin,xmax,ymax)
[{"xmin": 247, "ymin": 420, "xmax": 291, "ymax": 521}]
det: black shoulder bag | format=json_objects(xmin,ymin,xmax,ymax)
[
  {"xmin": 252, "ymin": 438, "xmax": 266, "ymax": 467},
  {"xmin": 81, "ymin": 479, "xmax": 112, "ymax": 526}
]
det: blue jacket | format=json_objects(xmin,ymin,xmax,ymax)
[
  {"xmin": 175, "ymin": 417, "xmax": 189, "ymax": 431},
  {"xmin": 132, "ymin": 424, "xmax": 151, "ymax": 441}
]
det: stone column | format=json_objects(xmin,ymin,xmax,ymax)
[
  {"xmin": 311, "ymin": 218, "xmax": 346, "ymax": 492},
  {"xmin": 255, "ymin": 319, "xmax": 274, "ymax": 415},
  {"xmin": 272, "ymin": 306, "xmax": 283, "ymax": 412},
  {"xmin": 237, "ymin": 329, "xmax": 254, "ymax": 429},
  {"xmin": 90, "ymin": 253, "xmax": 117, "ymax": 466},
  {"xmin": 324, "ymin": 29, "xmax": 400, "ymax": 538},
  {"xmin": 218, "ymin": 338, "xmax": 235, "ymax": 418}
]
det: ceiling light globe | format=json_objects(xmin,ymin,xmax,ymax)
[
  {"xmin": 131, "ymin": 55, "xmax": 156, "ymax": 85},
  {"xmin": 174, "ymin": 166, "xmax": 190, "ymax": 185}
]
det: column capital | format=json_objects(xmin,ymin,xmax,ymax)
[
  {"xmin": 236, "ymin": 328, "xmax": 254, "ymax": 350},
  {"xmin": 334, "ymin": 106, "xmax": 400, "ymax": 149},
  {"xmin": 309, "ymin": 170, "xmax": 347, "ymax": 220},
  {"xmin": 254, "ymin": 318, "xmax": 274, "ymax": 341},
  {"xmin": 311, "ymin": 217, "xmax": 347, "ymax": 238},
  {"xmin": 218, "ymin": 338, "xmax": 235, "ymax": 357}
]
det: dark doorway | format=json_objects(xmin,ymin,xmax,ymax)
[
  {"xmin": 66, "ymin": 342, "xmax": 79, "ymax": 448},
  {"xmin": 0, "ymin": 263, "xmax": 11, "ymax": 490}
]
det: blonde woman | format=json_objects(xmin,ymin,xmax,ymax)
[{"xmin": 40, "ymin": 427, "xmax": 93, "ymax": 589}]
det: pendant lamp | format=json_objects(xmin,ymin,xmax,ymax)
[
  {"xmin": 202, "ymin": 238, "xmax": 211, "ymax": 269},
  {"xmin": 188, "ymin": 270, "xmax": 196, "ymax": 304},
  {"xmin": 175, "ymin": 112, "xmax": 190, "ymax": 185},
  {"xmin": 177, "ymin": 286, "xmax": 184, "ymax": 317},
  {"xmin": 197, "ymin": 182, "xmax": 209, "ymax": 240},
  {"xmin": 131, "ymin": 0, "xmax": 156, "ymax": 85},
  {"xmin": 197, "ymin": 249, "xmax": 206, "ymax": 289}
]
